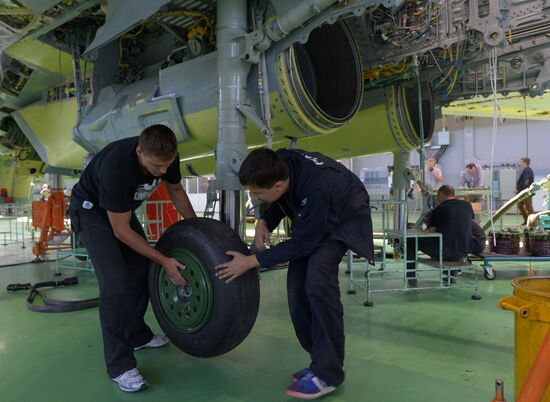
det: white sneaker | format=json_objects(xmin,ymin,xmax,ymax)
[
  {"xmin": 134, "ymin": 334, "xmax": 170, "ymax": 351},
  {"xmin": 112, "ymin": 368, "xmax": 148, "ymax": 392}
]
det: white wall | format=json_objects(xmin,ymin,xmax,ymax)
[
  {"xmin": 351, "ymin": 116, "xmax": 549, "ymax": 209},
  {"xmin": 188, "ymin": 193, "xmax": 209, "ymax": 215},
  {"xmin": 440, "ymin": 117, "xmax": 544, "ymax": 176}
]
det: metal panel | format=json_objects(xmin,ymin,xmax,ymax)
[
  {"xmin": 159, "ymin": 51, "xmax": 218, "ymax": 114},
  {"xmin": 0, "ymin": 24, "xmax": 22, "ymax": 51},
  {"xmin": 77, "ymin": 76, "xmax": 190, "ymax": 151},
  {"xmin": 84, "ymin": 0, "xmax": 172, "ymax": 54},
  {"xmin": 17, "ymin": 0, "xmax": 59, "ymax": 14},
  {"xmin": 11, "ymin": 109, "xmax": 48, "ymax": 163}
]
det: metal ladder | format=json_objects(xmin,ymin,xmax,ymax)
[{"xmin": 203, "ymin": 180, "xmax": 219, "ymax": 218}]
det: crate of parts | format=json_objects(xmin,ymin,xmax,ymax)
[
  {"xmin": 528, "ymin": 230, "xmax": 550, "ymax": 257},
  {"xmin": 489, "ymin": 229, "xmax": 521, "ymax": 254}
]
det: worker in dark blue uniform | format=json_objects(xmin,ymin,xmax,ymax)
[
  {"xmin": 215, "ymin": 148, "xmax": 374, "ymax": 400},
  {"xmin": 517, "ymin": 157, "xmax": 535, "ymax": 225}
]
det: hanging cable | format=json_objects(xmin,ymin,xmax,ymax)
[
  {"xmin": 252, "ymin": 0, "xmax": 273, "ymax": 149},
  {"xmin": 489, "ymin": 48, "xmax": 499, "ymax": 245},
  {"xmin": 523, "ymin": 96, "xmax": 529, "ymax": 157}
]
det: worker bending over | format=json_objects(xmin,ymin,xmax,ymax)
[
  {"xmin": 459, "ymin": 163, "xmax": 484, "ymax": 189},
  {"xmin": 215, "ymin": 148, "xmax": 374, "ymax": 400},
  {"xmin": 69, "ymin": 125, "xmax": 196, "ymax": 392}
]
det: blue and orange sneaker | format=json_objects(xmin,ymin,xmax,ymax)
[
  {"xmin": 286, "ymin": 372, "xmax": 336, "ymax": 400},
  {"xmin": 291, "ymin": 368, "xmax": 310, "ymax": 383}
]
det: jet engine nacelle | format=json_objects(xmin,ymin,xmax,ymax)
[{"xmin": 17, "ymin": 21, "xmax": 435, "ymax": 173}]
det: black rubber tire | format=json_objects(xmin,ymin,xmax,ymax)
[
  {"xmin": 148, "ymin": 218, "xmax": 260, "ymax": 357},
  {"xmin": 484, "ymin": 268, "xmax": 496, "ymax": 280}
]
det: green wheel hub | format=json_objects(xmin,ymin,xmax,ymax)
[{"xmin": 154, "ymin": 249, "xmax": 214, "ymax": 333}]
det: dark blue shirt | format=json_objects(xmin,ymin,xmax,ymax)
[
  {"xmin": 256, "ymin": 149, "xmax": 374, "ymax": 268},
  {"xmin": 428, "ymin": 198, "xmax": 474, "ymax": 260},
  {"xmin": 517, "ymin": 166, "xmax": 534, "ymax": 191}
]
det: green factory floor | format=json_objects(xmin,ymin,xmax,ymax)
[{"xmin": 1, "ymin": 256, "xmax": 540, "ymax": 402}]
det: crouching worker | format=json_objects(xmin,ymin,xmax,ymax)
[
  {"xmin": 69, "ymin": 125, "xmax": 196, "ymax": 392},
  {"xmin": 214, "ymin": 148, "xmax": 375, "ymax": 400},
  {"xmin": 406, "ymin": 185, "xmax": 477, "ymax": 285}
]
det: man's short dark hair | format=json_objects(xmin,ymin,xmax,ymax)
[
  {"xmin": 437, "ymin": 184, "xmax": 455, "ymax": 199},
  {"xmin": 466, "ymin": 163, "xmax": 476, "ymax": 169},
  {"xmin": 521, "ymin": 157, "xmax": 531, "ymax": 166},
  {"xmin": 138, "ymin": 124, "xmax": 178, "ymax": 161},
  {"xmin": 239, "ymin": 148, "xmax": 289, "ymax": 188}
]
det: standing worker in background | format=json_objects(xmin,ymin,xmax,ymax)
[
  {"xmin": 424, "ymin": 157, "xmax": 444, "ymax": 208},
  {"xmin": 459, "ymin": 163, "xmax": 484, "ymax": 188},
  {"xmin": 517, "ymin": 157, "xmax": 535, "ymax": 225},
  {"xmin": 214, "ymin": 148, "xmax": 374, "ymax": 400},
  {"xmin": 69, "ymin": 125, "xmax": 196, "ymax": 392}
]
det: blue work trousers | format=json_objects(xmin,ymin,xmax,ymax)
[{"xmin": 287, "ymin": 241, "xmax": 348, "ymax": 386}]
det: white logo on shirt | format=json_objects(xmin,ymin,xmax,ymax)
[
  {"xmin": 134, "ymin": 178, "xmax": 161, "ymax": 201},
  {"xmin": 304, "ymin": 154, "xmax": 324, "ymax": 166},
  {"xmin": 301, "ymin": 198, "xmax": 308, "ymax": 206}
]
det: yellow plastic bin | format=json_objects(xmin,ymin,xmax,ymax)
[{"xmin": 499, "ymin": 276, "xmax": 550, "ymax": 401}]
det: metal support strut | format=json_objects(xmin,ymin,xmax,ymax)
[{"xmin": 216, "ymin": 0, "xmax": 251, "ymax": 233}]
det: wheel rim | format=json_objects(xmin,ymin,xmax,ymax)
[{"xmin": 154, "ymin": 249, "xmax": 214, "ymax": 333}]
